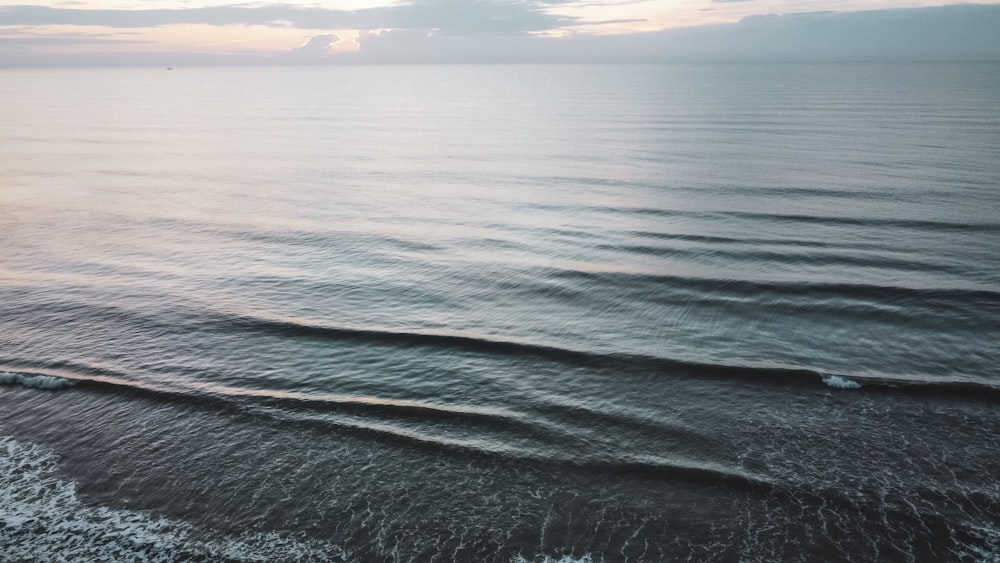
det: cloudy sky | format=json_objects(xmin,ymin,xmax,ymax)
[{"xmin": 1, "ymin": 0, "xmax": 999, "ymax": 64}]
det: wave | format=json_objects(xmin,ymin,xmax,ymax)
[
  {"xmin": 0, "ymin": 363, "xmax": 771, "ymax": 493},
  {"xmin": 4, "ymin": 354, "xmax": 999, "ymax": 505},
  {"xmin": 597, "ymin": 243, "xmax": 965, "ymax": 275},
  {"xmin": 0, "ymin": 362, "xmax": 536, "ymax": 432},
  {"xmin": 208, "ymin": 312, "xmax": 1000, "ymax": 397},
  {"xmin": 570, "ymin": 457, "xmax": 773, "ymax": 493},
  {"xmin": 0, "ymin": 432, "xmax": 770, "ymax": 563},
  {"xmin": 224, "ymin": 288, "xmax": 995, "ymax": 355},
  {"xmin": 228, "ymin": 226, "xmax": 443, "ymax": 254},
  {"xmin": 0, "ymin": 435, "xmax": 340, "ymax": 562},
  {"xmin": 512, "ymin": 555, "xmax": 594, "ymax": 563},
  {"xmin": 221, "ymin": 313, "xmax": 608, "ymax": 366},
  {"xmin": 243, "ymin": 402, "xmax": 773, "ymax": 490},
  {"xmin": 7, "ymin": 303, "xmax": 1000, "ymax": 401},
  {"xmin": 626, "ymin": 229, "xmax": 906, "ymax": 252},
  {"xmin": 823, "ymin": 375, "xmax": 862, "ymax": 389},
  {"xmin": 0, "ymin": 371, "xmax": 77, "ymax": 390},
  {"xmin": 544, "ymin": 269, "xmax": 1000, "ymax": 305},
  {"xmin": 533, "ymin": 204, "xmax": 1000, "ymax": 234},
  {"xmin": 221, "ymin": 407, "xmax": 774, "ymax": 495},
  {"xmin": 632, "ymin": 207, "xmax": 1000, "ymax": 234}
]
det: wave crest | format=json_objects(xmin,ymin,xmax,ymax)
[
  {"xmin": 823, "ymin": 375, "xmax": 862, "ymax": 389},
  {"xmin": 0, "ymin": 371, "xmax": 76, "ymax": 390}
]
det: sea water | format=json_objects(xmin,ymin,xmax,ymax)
[{"xmin": 1, "ymin": 63, "xmax": 999, "ymax": 561}]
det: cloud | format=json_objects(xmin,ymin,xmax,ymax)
[
  {"xmin": 0, "ymin": 35, "xmax": 150, "ymax": 47},
  {"xmin": 273, "ymin": 33, "xmax": 340, "ymax": 61},
  {"xmin": 0, "ymin": 1, "xmax": 575, "ymax": 34},
  {"xmin": 2, "ymin": 3, "xmax": 999, "ymax": 65},
  {"xmin": 336, "ymin": 3, "xmax": 1000, "ymax": 63}
]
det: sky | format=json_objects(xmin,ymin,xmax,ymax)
[{"xmin": 1, "ymin": 0, "xmax": 999, "ymax": 65}]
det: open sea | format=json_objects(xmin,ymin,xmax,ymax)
[{"xmin": 1, "ymin": 63, "xmax": 999, "ymax": 562}]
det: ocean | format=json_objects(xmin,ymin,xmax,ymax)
[{"xmin": 1, "ymin": 63, "xmax": 999, "ymax": 562}]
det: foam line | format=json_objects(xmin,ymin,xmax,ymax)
[{"xmin": 0, "ymin": 435, "xmax": 340, "ymax": 561}]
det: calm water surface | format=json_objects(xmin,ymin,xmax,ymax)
[{"xmin": 1, "ymin": 64, "xmax": 999, "ymax": 561}]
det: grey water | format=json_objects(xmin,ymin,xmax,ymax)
[{"xmin": 1, "ymin": 63, "xmax": 999, "ymax": 562}]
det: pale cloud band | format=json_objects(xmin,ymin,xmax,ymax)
[
  {"xmin": 9, "ymin": 1, "xmax": 574, "ymax": 34},
  {"xmin": 1, "ymin": 1, "xmax": 999, "ymax": 65}
]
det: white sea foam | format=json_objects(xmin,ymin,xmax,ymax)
[
  {"xmin": 823, "ymin": 375, "xmax": 862, "ymax": 390},
  {"xmin": 953, "ymin": 524, "xmax": 1000, "ymax": 563},
  {"xmin": 0, "ymin": 435, "xmax": 343, "ymax": 562},
  {"xmin": 0, "ymin": 371, "xmax": 76, "ymax": 390},
  {"xmin": 512, "ymin": 555, "xmax": 594, "ymax": 563}
]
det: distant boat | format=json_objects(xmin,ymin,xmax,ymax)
[{"xmin": 166, "ymin": 67, "xmax": 173, "ymax": 70}]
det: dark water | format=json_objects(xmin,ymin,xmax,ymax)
[{"xmin": 1, "ymin": 64, "xmax": 999, "ymax": 562}]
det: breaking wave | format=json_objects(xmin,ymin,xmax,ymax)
[
  {"xmin": 0, "ymin": 371, "xmax": 76, "ymax": 391},
  {"xmin": 0, "ymin": 435, "xmax": 342, "ymax": 562},
  {"xmin": 823, "ymin": 375, "xmax": 862, "ymax": 389}
]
